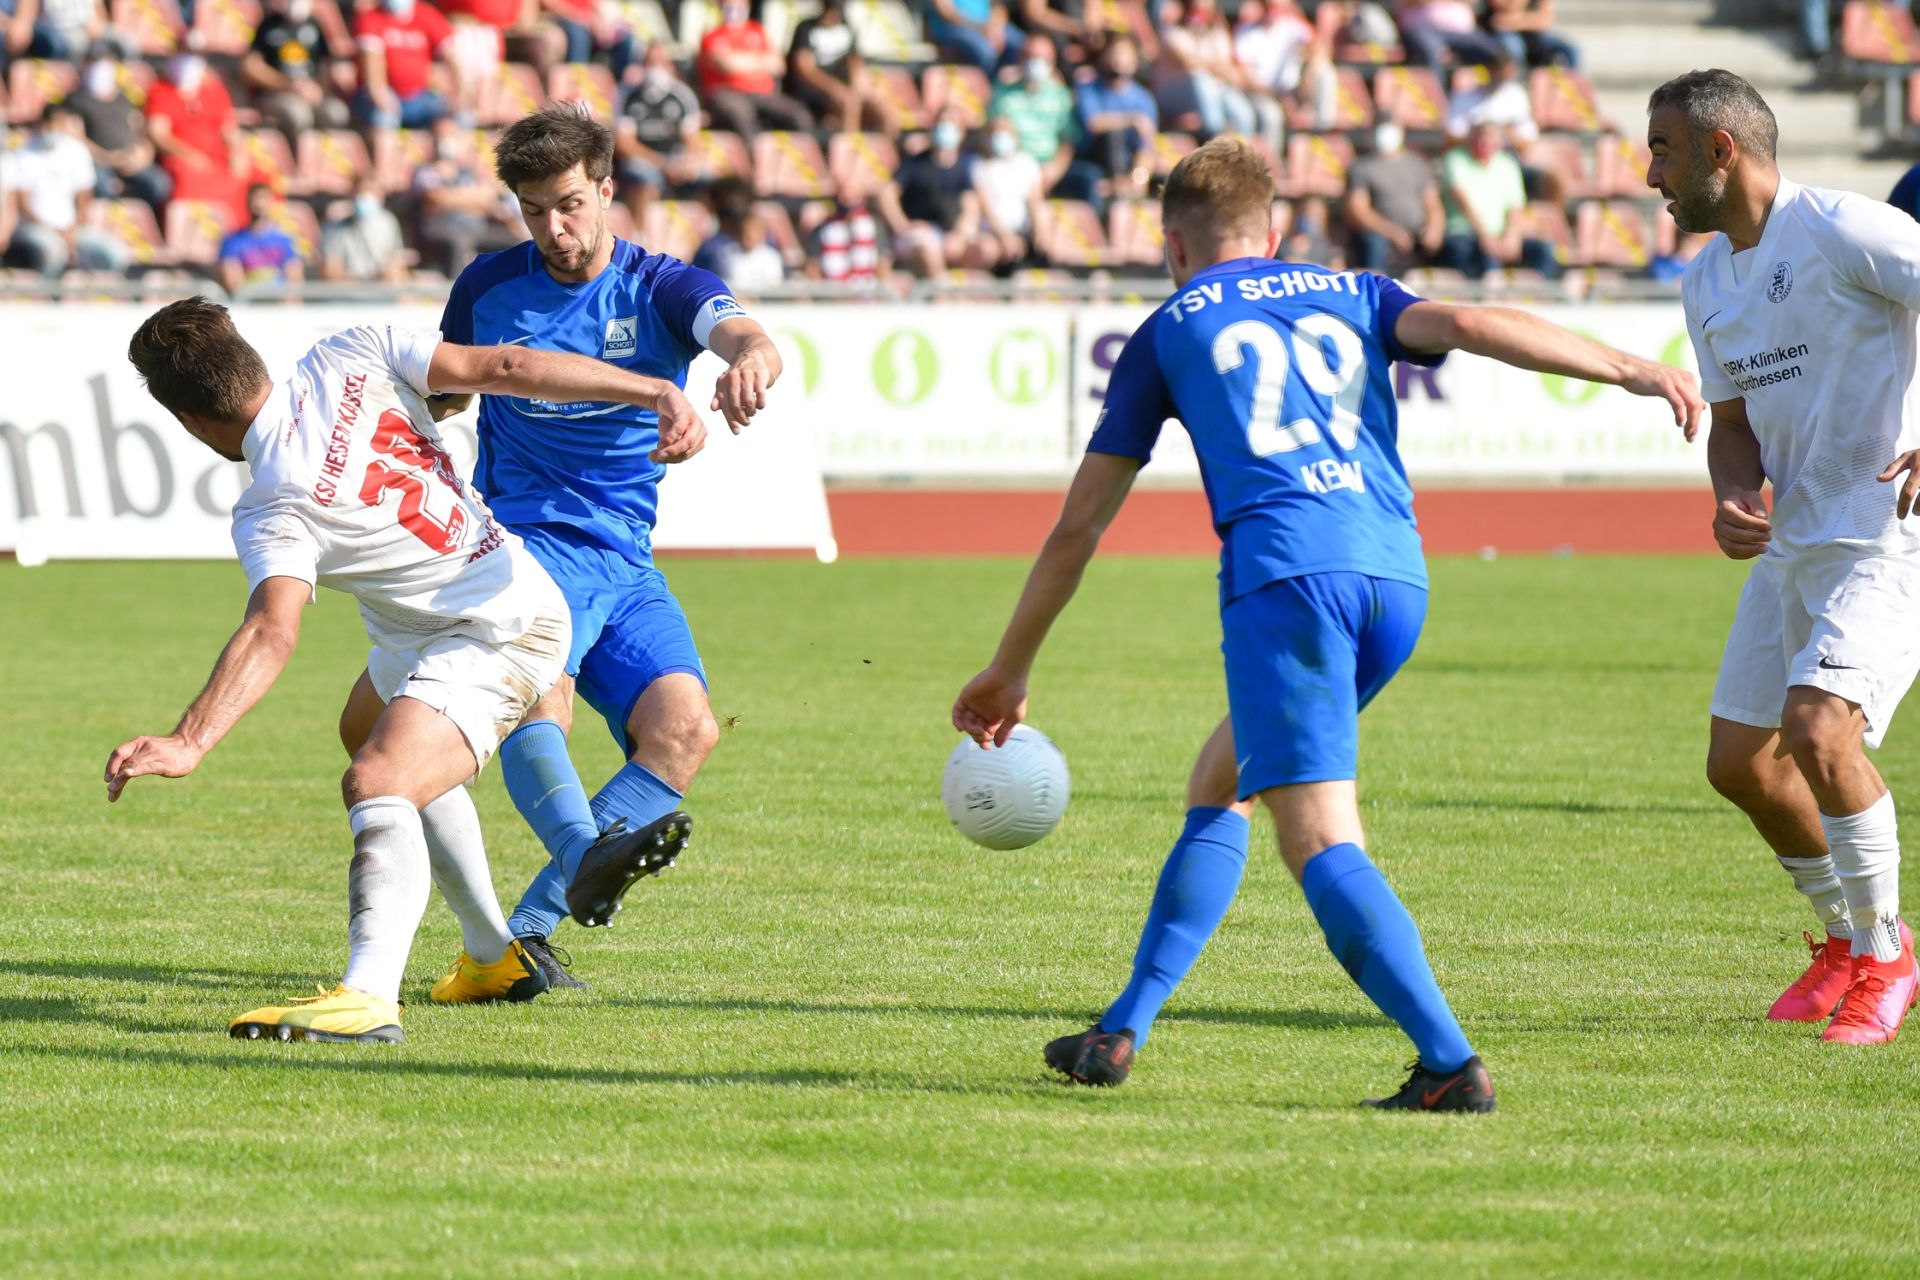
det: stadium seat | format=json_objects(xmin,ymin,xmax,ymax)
[
  {"xmin": 265, "ymin": 200, "xmax": 322, "ymax": 263},
  {"xmin": 1268, "ymin": 198, "xmax": 1294, "ymax": 241},
  {"xmin": 689, "ymin": 130, "xmax": 753, "ymax": 181},
  {"xmin": 1842, "ymin": 0, "xmax": 1920, "ymax": 62},
  {"xmin": 480, "ymin": 63, "xmax": 549, "ymax": 128},
  {"xmin": 793, "ymin": 197, "xmax": 835, "ymax": 239},
  {"xmin": 1149, "ymin": 131, "xmax": 1197, "ymax": 177},
  {"xmin": 193, "ymin": 0, "xmax": 261, "ymax": 57},
  {"xmin": 751, "ymin": 199, "xmax": 807, "ymax": 268},
  {"xmin": 1332, "ymin": 15, "xmax": 1402, "ymax": 66},
  {"xmin": 297, "ymin": 129, "xmax": 374, "ymax": 197},
  {"xmin": 7, "ymin": 61, "xmax": 76, "ymax": 125},
  {"xmin": 868, "ymin": 65, "xmax": 926, "ymax": 131},
  {"xmin": 752, "ymin": 131, "xmax": 834, "ymax": 199},
  {"xmin": 374, "ymin": 129, "xmax": 437, "ymax": 192},
  {"xmin": 829, "ymin": 132, "xmax": 899, "ymax": 197},
  {"xmin": 612, "ymin": 0, "xmax": 674, "ymax": 51},
  {"xmin": 678, "ymin": 0, "xmax": 720, "ymax": 51},
  {"xmin": 921, "ymin": 64, "xmax": 991, "ymax": 129},
  {"xmin": 1575, "ymin": 199, "xmax": 1652, "ymax": 269},
  {"xmin": 164, "ymin": 200, "xmax": 234, "ymax": 266},
  {"xmin": 111, "ymin": 0, "xmax": 186, "ymax": 56},
  {"xmin": 1519, "ymin": 200, "xmax": 1577, "ymax": 267},
  {"xmin": 111, "ymin": 59, "xmax": 157, "ymax": 106},
  {"xmin": 1284, "ymin": 131, "xmax": 1354, "ymax": 199},
  {"xmin": 1527, "ymin": 134, "xmax": 1598, "ymax": 201},
  {"xmin": 1107, "ymin": 197, "xmax": 1163, "ymax": 267},
  {"xmin": 549, "ymin": 64, "xmax": 619, "ymax": 120},
  {"xmin": 605, "ymin": 200, "xmax": 636, "ymax": 240},
  {"xmin": 1284, "ymin": 66, "xmax": 1374, "ymax": 133},
  {"xmin": 86, "ymin": 198, "xmax": 169, "ymax": 265},
  {"xmin": 1530, "ymin": 66, "xmax": 1609, "ymax": 135},
  {"xmin": 847, "ymin": 0, "xmax": 934, "ymax": 62},
  {"xmin": 1034, "ymin": 199, "xmax": 1113, "ymax": 268},
  {"xmin": 644, "ymin": 199, "xmax": 717, "ymax": 261},
  {"xmin": 241, "ymin": 129, "xmax": 300, "ymax": 196},
  {"xmin": 1088, "ymin": 0, "xmax": 1157, "ymax": 60},
  {"xmin": 471, "ymin": 128, "xmax": 501, "ymax": 175},
  {"xmin": 1652, "ymin": 201, "xmax": 1680, "ymax": 258},
  {"xmin": 1372, "ymin": 66, "xmax": 1447, "ymax": 133},
  {"xmin": 1590, "ymin": 133, "xmax": 1653, "ymax": 199}
]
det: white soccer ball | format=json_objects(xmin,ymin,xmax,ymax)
[{"xmin": 942, "ymin": 724, "xmax": 1071, "ymax": 850}]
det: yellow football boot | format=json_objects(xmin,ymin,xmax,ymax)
[
  {"xmin": 229, "ymin": 985, "xmax": 404, "ymax": 1043},
  {"xmin": 429, "ymin": 939, "xmax": 550, "ymax": 1004}
]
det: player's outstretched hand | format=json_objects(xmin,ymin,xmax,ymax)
[
  {"xmin": 104, "ymin": 734, "xmax": 202, "ymax": 802},
  {"xmin": 1622, "ymin": 360, "xmax": 1706, "ymax": 441},
  {"xmin": 1878, "ymin": 449, "xmax": 1920, "ymax": 520},
  {"xmin": 1713, "ymin": 491, "xmax": 1771, "ymax": 560},
  {"xmin": 712, "ymin": 349, "xmax": 773, "ymax": 433},
  {"xmin": 953, "ymin": 668, "xmax": 1029, "ymax": 748},
  {"xmin": 650, "ymin": 386, "xmax": 708, "ymax": 464}
]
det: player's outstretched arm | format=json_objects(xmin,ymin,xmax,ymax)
[
  {"xmin": 707, "ymin": 317, "xmax": 784, "ymax": 434},
  {"xmin": 1707, "ymin": 397, "xmax": 1772, "ymax": 558},
  {"xmin": 1394, "ymin": 301, "xmax": 1707, "ymax": 440},
  {"xmin": 426, "ymin": 342, "xmax": 709, "ymax": 464},
  {"xmin": 953, "ymin": 452, "xmax": 1141, "ymax": 747},
  {"xmin": 103, "ymin": 576, "xmax": 309, "ymax": 801}
]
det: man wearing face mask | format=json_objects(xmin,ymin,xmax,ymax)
[
  {"xmin": 321, "ymin": 172, "xmax": 407, "ymax": 282},
  {"xmin": 146, "ymin": 50, "xmax": 254, "ymax": 227},
  {"xmin": 1344, "ymin": 120, "xmax": 1442, "ymax": 272},
  {"xmin": 243, "ymin": 0, "xmax": 353, "ymax": 140},
  {"xmin": 697, "ymin": 1, "xmax": 813, "ymax": 141},
  {"xmin": 68, "ymin": 44, "xmax": 172, "ymax": 213},
  {"xmin": 974, "ymin": 115, "xmax": 1042, "ymax": 270},
  {"xmin": 616, "ymin": 41, "xmax": 700, "ymax": 197},
  {"xmin": 353, "ymin": 0, "xmax": 463, "ymax": 131},
  {"xmin": 3, "ymin": 101, "xmax": 129, "ymax": 276},
  {"xmin": 1074, "ymin": 34, "xmax": 1157, "ymax": 206},
  {"xmin": 786, "ymin": 0, "xmax": 893, "ymax": 135},
  {"xmin": 882, "ymin": 112, "xmax": 984, "ymax": 278},
  {"xmin": 411, "ymin": 118, "xmax": 523, "ymax": 274},
  {"xmin": 990, "ymin": 36, "xmax": 1080, "ymax": 195}
]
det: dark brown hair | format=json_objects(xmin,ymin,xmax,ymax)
[
  {"xmin": 1648, "ymin": 69, "xmax": 1777, "ymax": 163},
  {"xmin": 493, "ymin": 104, "xmax": 615, "ymax": 191},
  {"xmin": 1162, "ymin": 136, "xmax": 1275, "ymax": 242},
  {"xmin": 127, "ymin": 297, "xmax": 270, "ymax": 422}
]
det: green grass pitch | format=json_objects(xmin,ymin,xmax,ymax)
[{"xmin": 3, "ymin": 554, "xmax": 1918, "ymax": 1278}]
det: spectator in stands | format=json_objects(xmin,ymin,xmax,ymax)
[
  {"xmin": 0, "ymin": 148, "xmax": 16, "ymax": 259},
  {"xmin": 541, "ymin": 0, "xmax": 636, "ymax": 79},
  {"xmin": 926, "ymin": 0, "xmax": 1022, "ymax": 75},
  {"xmin": 441, "ymin": 0, "xmax": 562, "ymax": 79},
  {"xmin": 1075, "ymin": 34, "xmax": 1157, "ymax": 205},
  {"xmin": 787, "ymin": 0, "xmax": 895, "ymax": 135},
  {"xmin": 1445, "ymin": 46, "xmax": 1535, "ymax": 144},
  {"xmin": 1484, "ymin": 0, "xmax": 1578, "ymax": 69},
  {"xmin": 5, "ymin": 0, "xmax": 135, "ymax": 62},
  {"xmin": 1395, "ymin": 0, "xmax": 1501, "ymax": 77},
  {"xmin": 617, "ymin": 40, "xmax": 700, "ymax": 196},
  {"xmin": 2, "ymin": 102, "xmax": 128, "ymax": 275},
  {"xmin": 990, "ymin": 36, "xmax": 1080, "ymax": 193},
  {"xmin": 244, "ymin": 0, "xmax": 354, "ymax": 140},
  {"xmin": 808, "ymin": 174, "xmax": 885, "ymax": 287},
  {"xmin": 1283, "ymin": 193, "xmax": 1335, "ymax": 266},
  {"xmin": 1153, "ymin": 0, "xmax": 1261, "ymax": 142},
  {"xmin": 693, "ymin": 177, "xmax": 786, "ymax": 290},
  {"xmin": 883, "ymin": 111, "xmax": 984, "ymax": 276},
  {"xmin": 1234, "ymin": 0, "xmax": 1323, "ymax": 125},
  {"xmin": 354, "ymin": 0, "xmax": 465, "ymax": 131},
  {"xmin": 218, "ymin": 182, "xmax": 304, "ymax": 290},
  {"xmin": 320, "ymin": 171, "xmax": 408, "ymax": 281},
  {"xmin": 1343, "ymin": 119, "xmax": 1441, "ymax": 270},
  {"xmin": 411, "ymin": 117, "xmax": 522, "ymax": 273},
  {"xmin": 1798, "ymin": 0, "xmax": 1831, "ymax": 61},
  {"xmin": 1436, "ymin": 120, "xmax": 1558, "ymax": 278},
  {"xmin": 70, "ymin": 44, "xmax": 172, "ymax": 212},
  {"xmin": 146, "ymin": 51, "xmax": 253, "ymax": 226},
  {"xmin": 698, "ymin": 0, "xmax": 814, "ymax": 140},
  {"xmin": 974, "ymin": 114, "xmax": 1043, "ymax": 269},
  {"xmin": 1648, "ymin": 228, "xmax": 1709, "ymax": 284},
  {"xmin": 1015, "ymin": 0, "xmax": 1091, "ymax": 58}
]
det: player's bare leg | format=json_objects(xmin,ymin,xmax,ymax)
[{"xmin": 1779, "ymin": 687, "xmax": 1916, "ymax": 1044}]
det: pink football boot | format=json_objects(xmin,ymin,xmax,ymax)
[
  {"xmin": 1768, "ymin": 931, "xmax": 1854, "ymax": 1022},
  {"xmin": 1823, "ymin": 921, "xmax": 1918, "ymax": 1045}
]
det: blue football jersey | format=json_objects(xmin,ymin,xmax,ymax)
[
  {"xmin": 1088, "ymin": 258, "xmax": 1443, "ymax": 602},
  {"xmin": 440, "ymin": 238, "xmax": 744, "ymax": 564}
]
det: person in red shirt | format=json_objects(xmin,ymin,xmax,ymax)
[
  {"xmin": 697, "ymin": 0, "xmax": 812, "ymax": 139},
  {"xmin": 354, "ymin": 0, "xmax": 465, "ymax": 129},
  {"xmin": 440, "ymin": 0, "xmax": 563, "ymax": 79},
  {"xmin": 145, "ymin": 53, "xmax": 254, "ymax": 226}
]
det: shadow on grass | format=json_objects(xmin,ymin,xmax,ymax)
[
  {"xmin": 605, "ymin": 993, "xmax": 1393, "ymax": 1031},
  {"xmin": 1378, "ymin": 797, "xmax": 1713, "ymax": 817},
  {"xmin": 0, "ymin": 958, "xmax": 316, "ymax": 990},
  {"xmin": 0, "ymin": 995, "xmax": 185, "ymax": 1036}
]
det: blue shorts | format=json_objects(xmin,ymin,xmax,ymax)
[
  {"xmin": 1221, "ymin": 571, "xmax": 1427, "ymax": 797},
  {"xmin": 516, "ymin": 525, "xmax": 706, "ymax": 752}
]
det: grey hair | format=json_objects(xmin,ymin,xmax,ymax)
[{"xmin": 1647, "ymin": 69, "xmax": 1777, "ymax": 162}]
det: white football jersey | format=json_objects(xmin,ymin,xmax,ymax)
[
  {"xmin": 1684, "ymin": 178, "xmax": 1920, "ymax": 557},
  {"xmin": 231, "ymin": 325, "xmax": 550, "ymax": 650}
]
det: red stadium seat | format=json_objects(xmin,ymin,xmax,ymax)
[
  {"xmin": 240, "ymin": 129, "xmax": 300, "ymax": 195},
  {"xmin": 868, "ymin": 65, "xmax": 925, "ymax": 131},
  {"xmin": 111, "ymin": 0, "xmax": 187, "ymax": 56},
  {"xmin": 688, "ymin": 130, "xmax": 753, "ymax": 181},
  {"xmin": 1284, "ymin": 65, "xmax": 1374, "ymax": 133},
  {"xmin": 643, "ymin": 200, "xmax": 716, "ymax": 262},
  {"xmin": 86, "ymin": 198, "xmax": 169, "ymax": 265},
  {"xmin": 751, "ymin": 131, "xmax": 834, "ymax": 199},
  {"xmin": 1530, "ymin": 66, "xmax": 1609, "ymax": 134},
  {"xmin": 1519, "ymin": 200, "xmax": 1577, "ymax": 267},
  {"xmin": 604, "ymin": 200, "xmax": 635, "ymax": 240},
  {"xmin": 548, "ymin": 64, "xmax": 618, "ymax": 121},
  {"xmin": 297, "ymin": 129, "xmax": 374, "ymax": 196},
  {"xmin": 828, "ymin": 132, "xmax": 899, "ymax": 198},
  {"xmin": 1590, "ymin": 133, "xmax": 1653, "ymax": 199},
  {"xmin": 480, "ymin": 63, "xmax": 548, "ymax": 127},
  {"xmin": 1034, "ymin": 199, "xmax": 1113, "ymax": 268},
  {"xmin": 194, "ymin": 0, "xmax": 261, "ymax": 57},
  {"xmin": 1285, "ymin": 131, "xmax": 1354, "ymax": 199},
  {"xmin": 1149, "ymin": 131, "xmax": 1197, "ymax": 177},
  {"xmin": 374, "ymin": 129, "xmax": 437, "ymax": 192},
  {"xmin": 1843, "ymin": 0, "xmax": 1920, "ymax": 62},
  {"xmin": 1526, "ymin": 134, "xmax": 1598, "ymax": 201},
  {"xmin": 7, "ymin": 61, "xmax": 77, "ymax": 125},
  {"xmin": 1107, "ymin": 197, "xmax": 1163, "ymax": 267},
  {"xmin": 1575, "ymin": 199, "xmax": 1652, "ymax": 269},
  {"xmin": 264, "ymin": 199, "xmax": 321, "ymax": 262},
  {"xmin": 1652, "ymin": 201, "xmax": 1680, "ymax": 257},
  {"xmin": 750, "ymin": 199, "xmax": 806, "ymax": 268},
  {"xmin": 1373, "ymin": 66, "xmax": 1447, "ymax": 132},
  {"xmin": 164, "ymin": 199, "xmax": 235, "ymax": 266},
  {"xmin": 921, "ymin": 64, "xmax": 991, "ymax": 128}
]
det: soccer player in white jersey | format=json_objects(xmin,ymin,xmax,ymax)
[
  {"xmin": 103, "ymin": 298, "xmax": 708, "ymax": 1043},
  {"xmin": 1651, "ymin": 69, "xmax": 1920, "ymax": 1043}
]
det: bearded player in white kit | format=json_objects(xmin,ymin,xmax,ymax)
[
  {"xmin": 1651, "ymin": 70, "xmax": 1920, "ymax": 1043},
  {"xmin": 104, "ymin": 298, "xmax": 707, "ymax": 1043}
]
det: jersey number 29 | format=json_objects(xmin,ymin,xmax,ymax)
[{"xmin": 1211, "ymin": 315, "xmax": 1368, "ymax": 457}]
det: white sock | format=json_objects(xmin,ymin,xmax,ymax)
[
  {"xmin": 1820, "ymin": 791, "xmax": 1903, "ymax": 963},
  {"xmin": 1775, "ymin": 854, "xmax": 1852, "ymax": 940},
  {"xmin": 340, "ymin": 797, "xmax": 432, "ymax": 1003},
  {"xmin": 420, "ymin": 786, "xmax": 512, "ymax": 965}
]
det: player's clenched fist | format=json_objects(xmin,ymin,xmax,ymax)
[
  {"xmin": 104, "ymin": 733, "xmax": 203, "ymax": 802},
  {"xmin": 1713, "ymin": 491, "xmax": 1772, "ymax": 560},
  {"xmin": 649, "ymin": 386, "xmax": 708, "ymax": 464},
  {"xmin": 953, "ymin": 668, "xmax": 1029, "ymax": 748},
  {"xmin": 711, "ymin": 348, "xmax": 775, "ymax": 432}
]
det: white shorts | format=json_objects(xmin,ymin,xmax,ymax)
[
  {"xmin": 1711, "ymin": 550, "xmax": 1920, "ymax": 749},
  {"xmin": 367, "ymin": 606, "xmax": 570, "ymax": 777}
]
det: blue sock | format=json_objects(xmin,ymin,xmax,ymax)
[
  {"xmin": 500, "ymin": 721, "xmax": 598, "ymax": 940},
  {"xmin": 1100, "ymin": 806, "xmax": 1251, "ymax": 1047},
  {"xmin": 1301, "ymin": 843, "xmax": 1475, "ymax": 1073},
  {"xmin": 589, "ymin": 761, "xmax": 684, "ymax": 843}
]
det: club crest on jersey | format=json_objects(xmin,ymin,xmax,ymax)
[
  {"xmin": 1768, "ymin": 261, "xmax": 1793, "ymax": 303},
  {"xmin": 604, "ymin": 315, "xmax": 638, "ymax": 359}
]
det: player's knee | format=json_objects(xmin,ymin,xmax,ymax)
[
  {"xmin": 340, "ymin": 757, "xmax": 398, "ymax": 808},
  {"xmin": 1704, "ymin": 743, "xmax": 1767, "ymax": 805},
  {"xmin": 1780, "ymin": 699, "xmax": 1857, "ymax": 781},
  {"xmin": 632, "ymin": 702, "xmax": 718, "ymax": 771}
]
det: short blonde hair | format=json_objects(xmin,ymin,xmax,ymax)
[{"xmin": 1161, "ymin": 137, "xmax": 1275, "ymax": 244}]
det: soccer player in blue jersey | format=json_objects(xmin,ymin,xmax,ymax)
[
  {"xmin": 420, "ymin": 106, "xmax": 784, "ymax": 995},
  {"xmin": 953, "ymin": 138, "xmax": 1703, "ymax": 1109}
]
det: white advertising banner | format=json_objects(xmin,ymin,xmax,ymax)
[{"xmin": 0, "ymin": 305, "xmax": 835, "ymax": 563}]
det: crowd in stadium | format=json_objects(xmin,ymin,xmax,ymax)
[{"xmin": 0, "ymin": 0, "xmax": 1881, "ymax": 292}]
